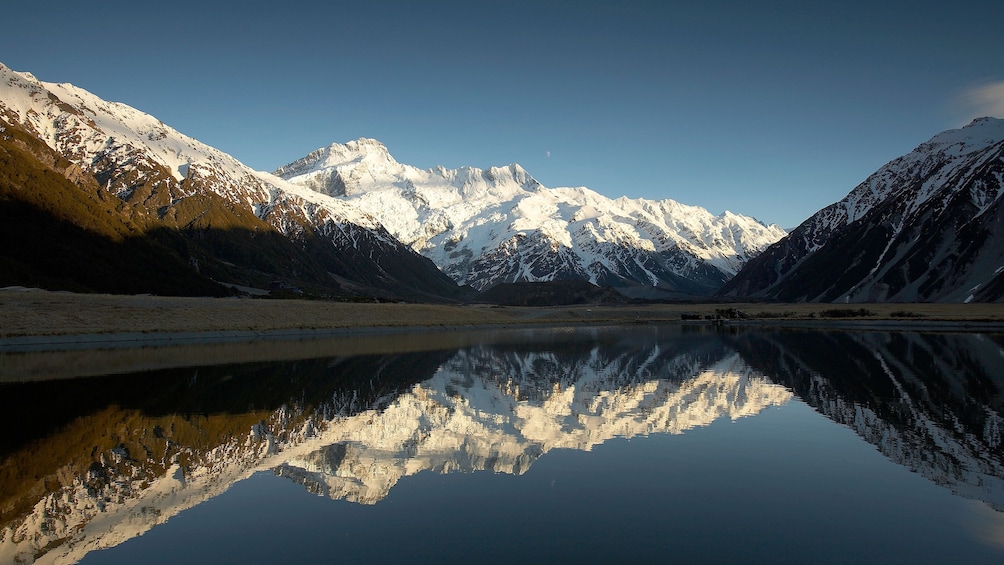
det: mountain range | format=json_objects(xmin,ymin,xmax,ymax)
[
  {"xmin": 0, "ymin": 62, "xmax": 463, "ymax": 301},
  {"xmin": 0, "ymin": 61, "xmax": 783, "ymax": 301},
  {"xmin": 2, "ymin": 59, "xmax": 1002, "ymax": 302},
  {"xmin": 274, "ymin": 140, "xmax": 786, "ymax": 297}
]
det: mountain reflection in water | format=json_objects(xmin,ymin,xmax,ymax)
[
  {"xmin": 1, "ymin": 326, "xmax": 1002, "ymax": 564},
  {"xmin": 738, "ymin": 330, "xmax": 1004, "ymax": 510}
]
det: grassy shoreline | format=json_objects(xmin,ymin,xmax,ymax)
[
  {"xmin": 3, "ymin": 289, "xmax": 1004, "ymax": 382},
  {"xmin": 4, "ymin": 288, "xmax": 1004, "ymax": 339}
]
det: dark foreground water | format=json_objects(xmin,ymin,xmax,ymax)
[{"xmin": 2, "ymin": 325, "xmax": 1003, "ymax": 564}]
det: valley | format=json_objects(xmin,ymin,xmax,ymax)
[{"xmin": 1, "ymin": 59, "xmax": 1002, "ymax": 305}]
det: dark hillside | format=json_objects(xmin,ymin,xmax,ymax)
[
  {"xmin": 0, "ymin": 119, "xmax": 226, "ymax": 295},
  {"xmin": 0, "ymin": 117, "xmax": 462, "ymax": 301},
  {"xmin": 477, "ymin": 280, "xmax": 628, "ymax": 306}
]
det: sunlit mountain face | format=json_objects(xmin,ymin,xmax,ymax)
[
  {"xmin": 2, "ymin": 326, "xmax": 1003, "ymax": 563},
  {"xmin": 0, "ymin": 61, "xmax": 786, "ymax": 301},
  {"xmin": 274, "ymin": 139, "xmax": 787, "ymax": 298},
  {"xmin": 0, "ymin": 62, "xmax": 463, "ymax": 301}
]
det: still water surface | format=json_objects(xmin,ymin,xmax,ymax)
[{"xmin": 2, "ymin": 325, "xmax": 1003, "ymax": 563}]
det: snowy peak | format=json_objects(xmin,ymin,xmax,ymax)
[
  {"xmin": 333, "ymin": 137, "xmax": 397, "ymax": 163},
  {"xmin": 468, "ymin": 162, "xmax": 539, "ymax": 188},
  {"xmin": 923, "ymin": 116, "xmax": 1004, "ymax": 156},
  {"xmin": 2, "ymin": 57, "xmax": 782, "ymax": 299},
  {"xmin": 838, "ymin": 117, "xmax": 1004, "ymax": 225},
  {"xmin": 1, "ymin": 62, "xmax": 235, "ymax": 185},
  {"xmin": 274, "ymin": 142, "xmax": 542, "ymax": 201},
  {"xmin": 277, "ymin": 139, "xmax": 786, "ymax": 296},
  {"xmin": 274, "ymin": 138, "xmax": 399, "ymax": 179}
]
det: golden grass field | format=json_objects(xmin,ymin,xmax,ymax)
[
  {"xmin": 3, "ymin": 288, "xmax": 1004, "ymax": 338},
  {"xmin": 3, "ymin": 288, "xmax": 1004, "ymax": 382}
]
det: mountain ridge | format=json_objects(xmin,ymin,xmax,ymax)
[
  {"xmin": 0, "ymin": 61, "xmax": 463, "ymax": 301},
  {"xmin": 275, "ymin": 138, "xmax": 787, "ymax": 297},
  {"xmin": 719, "ymin": 117, "xmax": 1004, "ymax": 303},
  {"xmin": 1, "ymin": 59, "xmax": 787, "ymax": 300},
  {"xmin": 16, "ymin": 58, "xmax": 1000, "ymax": 303}
]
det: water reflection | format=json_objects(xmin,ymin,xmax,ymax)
[
  {"xmin": 1, "ymin": 326, "xmax": 1002, "ymax": 563},
  {"xmin": 734, "ymin": 330, "xmax": 1004, "ymax": 511},
  {"xmin": 275, "ymin": 349, "xmax": 789, "ymax": 505}
]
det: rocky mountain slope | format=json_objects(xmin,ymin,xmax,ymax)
[
  {"xmin": 276, "ymin": 140, "xmax": 786, "ymax": 298},
  {"xmin": 719, "ymin": 117, "xmax": 1004, "ymax": 302},
  {"xmin": 0, "ymin": 62, "xmax": 461, "ymax": 301},
  {"xmin": 1, "ymin": 60, "xmax": 787, "ymax": 300}
]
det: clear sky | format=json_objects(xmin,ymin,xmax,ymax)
[{"xmin": 3, "ymin": 0, "xmax": 1003, "ymax": 228}]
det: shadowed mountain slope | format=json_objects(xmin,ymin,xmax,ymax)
[{"xmin": 719, "ymin": 118, "xmax": 1004, "ymax": 303}]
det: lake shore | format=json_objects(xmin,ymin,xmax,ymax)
[
  {"xmin": 4, "ymin": 287, "xmax": 1004, "ymax": 340},
  {"xmin": 3, "ymin": 288, "xmax": 1004, "ymax": 382}
]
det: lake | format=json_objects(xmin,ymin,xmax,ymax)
[{"xmin": 2, "ymin": 325, "xmax": 1003, "ymax": 564}]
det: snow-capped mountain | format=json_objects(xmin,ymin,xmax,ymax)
[
  {"xmin": 276, "ymin": 140, "xmax": 787, "ymax": 297},
  {"xmin": 0, "ymin": 62, "xmax": 460, "ymax": 300},
  {"xmin": 1, "ymin": 59, "xmax": 785, "ymax": 299},
  {"xmin": 719, "ymin": 117, "xmax": 1004, "ymax": 302}
]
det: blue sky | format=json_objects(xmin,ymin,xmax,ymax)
[{"xmin": 3, "ymin": 0, "xmax": 1003, "ymax": 228}]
